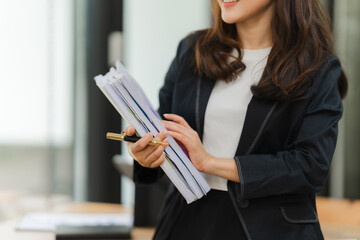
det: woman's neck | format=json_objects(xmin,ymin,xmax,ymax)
[{"xmin": 236, "ymin": 4, "xmax": 274, "ymax": 50}]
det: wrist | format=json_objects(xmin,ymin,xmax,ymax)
[{"xmin": 202, "ymin": 154, "xmax": 216, "ymax": 174}]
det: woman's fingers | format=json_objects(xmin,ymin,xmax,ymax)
[
  {"xmin": 162, "ymin": 120, "xmax": 192, "ymax": 134},
  {"xmin": 163, "ymin": 113, "xmax": 191, "ymax": 128},
  {"xmin": 149, "ymin": 153, "xmax": 166, "ymax": 168},
  {"xmin": 167, "ymin": 131, "xmax": 191, "ymax": 150},
  {"xmin": 162, "ymin": 120, "xmax": 197, "ymax": 147},
  {"xmin": 142, "ymin": 131, "xmax": 167, "ymax": 167},
  {"xmin": 154, "ymin": 130, "xmax": 168, "ymax": 142},
  {"xmin": 132, "ymin": 132, "xmax": 153, "ymax": 152},
  {"xmin": 124, "ymin": 126, "xmax": 136, "ymax": 136},
  {"xmin": 162, "ymin": 119, "xmax": 198, "ymax": 153},
  {"xmin": 127, "ymin": 130, "xmax": 168, "ymax": 168},
  {"xmin": 144, "ymin": 145, "xmax": 166, "ymax": 167}
]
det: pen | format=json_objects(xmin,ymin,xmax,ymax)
[{"xmin": 106, "ymin": 132, "xmax": 168, "ymax": 146}]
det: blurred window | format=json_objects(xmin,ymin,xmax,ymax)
[{"xmin": 0, "ymin": 0, "xmax": 73, "ymax": 198}]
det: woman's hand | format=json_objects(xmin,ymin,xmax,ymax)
[
  {"xmin": 161, "ymin": 113, "xmax": 214, "ymax": 173},
  {"xmin": 124, "ymin": 126, "xmax": 168, "ymax": 168}
]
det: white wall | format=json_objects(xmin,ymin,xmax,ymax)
[
  {"xmin": 0, "ymin": 0, "xmax": 73, "ymax": 146},
  {"xmin": 331, "ymin": 0, "xmax": 360, "ymax": 198},
  {"xmin": 122, "ymin": 0, "xmax": 211, "ymax": 108}
]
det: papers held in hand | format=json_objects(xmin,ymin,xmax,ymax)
[{"xmin": 94, "ymin": 61, "xmax": 210, "ymax": 203}]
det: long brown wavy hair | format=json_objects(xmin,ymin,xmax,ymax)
[{"xmin": 195, "ymin": 0, "xmax": 348, "ymax": 100}]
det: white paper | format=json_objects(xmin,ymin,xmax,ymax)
[
  {"xmin": 95, "ymin": 61, "xmax": 210, "ymax": 203},
  {"xmin": 16, "ymin": 213, "xmax": 133, "ymax": 232}
]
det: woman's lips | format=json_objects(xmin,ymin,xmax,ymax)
[{"xmin": 222, "ymin": 0, "xmax": 239, "ymax": 8}]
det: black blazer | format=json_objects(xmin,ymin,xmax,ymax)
[{"xmin": 134, "ymin": 32, "xmax": 343, "ymax": 240}]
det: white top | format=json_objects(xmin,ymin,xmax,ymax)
[{"xmin": 202, "ymin": 47, "xmax": 271, "ymax": 191}]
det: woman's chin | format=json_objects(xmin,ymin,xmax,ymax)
[
  {"xmin": 223, "ymin": 18, "xmax": 237, "ymax": 24},
  {"xmin": 221, "ymin": 15, "xmax": 241, "ymax": 24}
]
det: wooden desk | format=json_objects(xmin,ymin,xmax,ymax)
[
  {"xmin": 0, "ymin": 202, "xmax": 155, "ymax": 240},
  {"xmin": 1, "ymin": 198, "xmax": 359, "ymax": 239},
  {"xmin": 317, "ymin": 197, "xmax": 360, "ymax": 240}
]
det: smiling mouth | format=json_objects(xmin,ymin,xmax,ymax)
[{"xmin": 223, "ymin": 0, "xmax": 239, "ymax": 2}]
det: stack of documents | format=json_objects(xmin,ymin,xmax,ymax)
[{"xmin": 94, "ymin": 61, "xmax": 210, "ymax": 204}]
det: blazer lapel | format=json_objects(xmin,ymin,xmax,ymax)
[
  {"xmin": 196, "ymin": 75, "xmax": 216, "ymax": 141},
  {"xmin": 235, "ymin": 96, "xmax": 278, "ymax": 156}
]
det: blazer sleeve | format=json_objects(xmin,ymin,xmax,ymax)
[
  {"xmin": 234, "ymin": 57, "xmax": 344, "ymax": 200},
  {"xmin": 133, "ymin": 38, "xmax": 188, "ymax": 184}
]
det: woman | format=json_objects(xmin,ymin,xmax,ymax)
[{"xmin": 125, "ymin": 0, "xmax": 348, "ymax": 239}]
